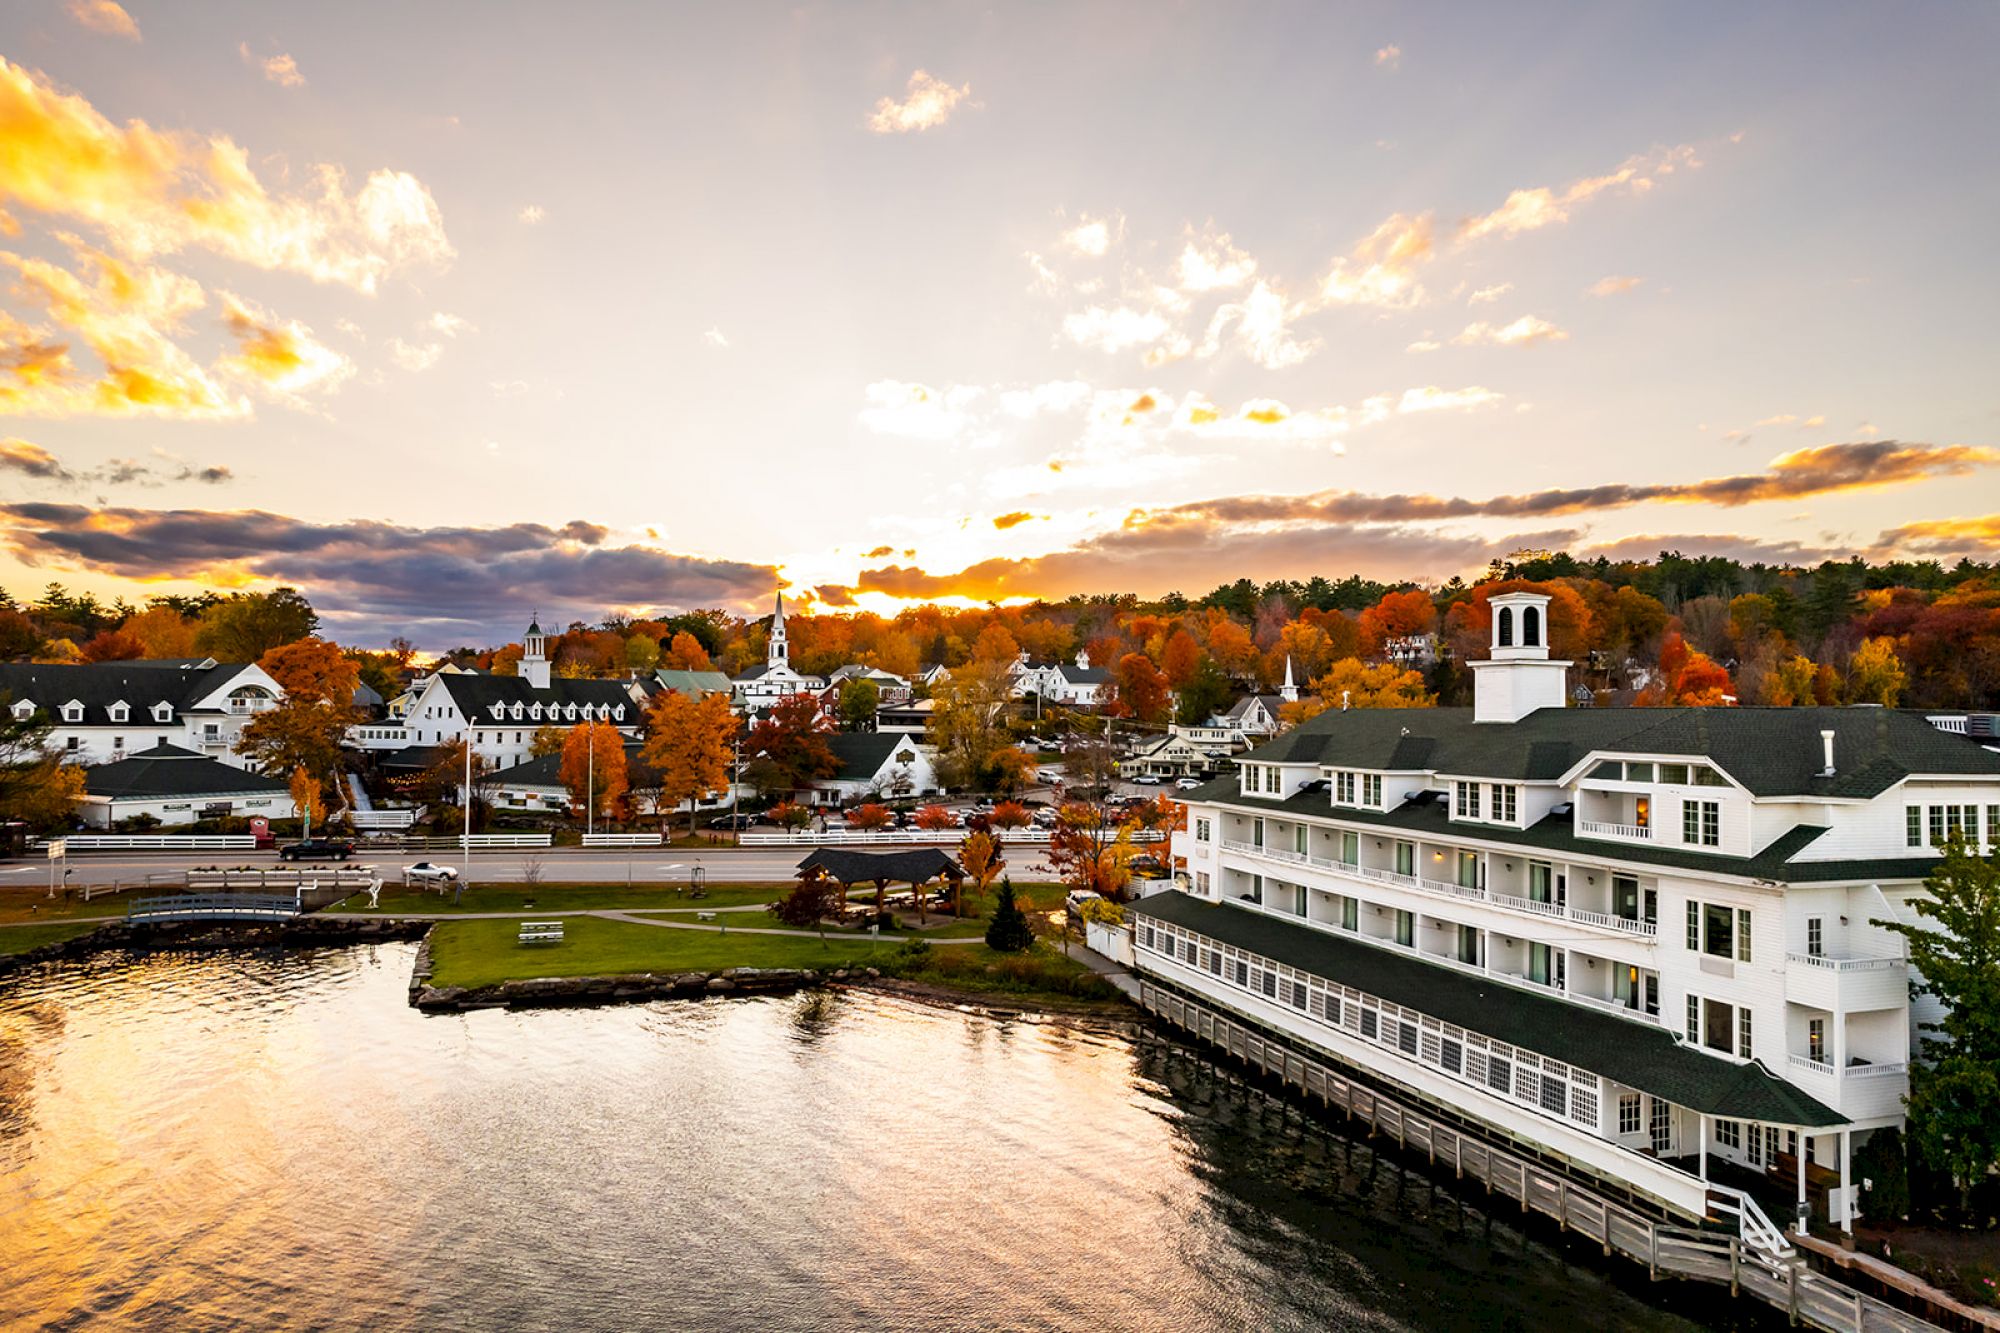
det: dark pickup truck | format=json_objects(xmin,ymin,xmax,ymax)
[{"xmin": 278, "ymin": 839, "xmax": 355, "ymax": 862}]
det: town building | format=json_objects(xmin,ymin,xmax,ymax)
[
  {"xmin": 813, "ymin": 732, "xmax": 940, "ymax": 805},
  {"xmin": 1119, "ymin": 732, "xmax": 1215, "ymax": 780},
  {"xmin": 0, "ymin": 659, "xmax": 286, "ymax": 768},
  {"xmin": 1156, "ymin": 590, "xmax": 2000, "ymax": 1240},
  {"xmin": 651, "ymin": 667, "xmax": 735, "ymax": 701},
  {"xmin": 79, "ymin": 742, "xmax": 296, "ymax": 827},
  {"xmin": 348, "ymin": 620, "xmax": 647, "ymax": 770},
  {"xmin": 1015, "ymin": 650, "xmax": 1111, "ymax": 707},
  {"xmin": 732, "ymin": 594, "xmax": 826, "ymax": 709},
  {"xmin": 874, "ymin": 697, "xmax": 934, "ymax": 734}
]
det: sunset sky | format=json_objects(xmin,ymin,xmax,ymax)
[{"xmin": 1, "ymin": 2, "xmax": 1996, "ymax": 645}]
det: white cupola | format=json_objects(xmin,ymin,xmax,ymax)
[
  {"xmin": 522, "ymin": 616, "xmax": 551, "ymax": 690},
  {"xmin": 1468, "ymin": 590, "xmax": 1571, "ymax": 723}
]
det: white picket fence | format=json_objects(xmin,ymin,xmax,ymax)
[
  {"xmin": 43, "ymin": 835, "xmax": 259, "ymax": 852},
  {"xmin": 580, "ymin": 833, "xmax": 664, "ymax": 847},
  {"xmin": 350, "ymin": 807, "xmax": 423, "ymax": 830},
  {"xmin": 739, "ymin": 828, "xmax": 1165, "ymax": 847},
  {"xmin": 457, "ymin": 834, "xmax": 552, "ymax": 848}
]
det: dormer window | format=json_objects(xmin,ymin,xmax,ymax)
[
  {"xmin": 1453, "ymin": 781, "xmax": 1482, "ymax": 819},
  {"xmin": 108, "ymin": 702, "xmax": 130, "ymax": 723},
  {"xmin": 529, "ymin": 703, "xmax": 542, "ymax": 720},
  {"xmin": 60, "ymin": 701, "xmax": 84, "ymax": 723},
  {"xmin": 152, "ymin": 702, "xmax": 173, "ymax": 722},
  {"xmin": 11, "ymin": 700, "xmax": 33, "ymax": 721},
  {"xmin": 613, "ymin": 705, "xmax": 625, "ymax": 721}
]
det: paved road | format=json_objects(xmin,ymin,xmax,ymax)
[{"xmin": 6, "ymin": 843, "xmax": 1067, "ymax": 889}]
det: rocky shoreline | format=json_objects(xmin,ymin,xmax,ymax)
[
  {"xmin": 0, "ymin": 916, "xmax": 431, "ymax": 978},
  {"xmin": 409, "ymin": 960, "xmax": 870, "ymax": 1011}
]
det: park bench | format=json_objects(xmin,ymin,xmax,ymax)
[
  {"xmin": 695, "ymin": 910, "xmax": 717, "ymax": 923},
  {"xmin": 517, "ymin": 920, "xmax": 565, "ymax": 945}
]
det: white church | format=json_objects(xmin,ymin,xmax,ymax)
[{"xmin": 731, "ymin": 593, "xmax": 825, "ymax": 710}]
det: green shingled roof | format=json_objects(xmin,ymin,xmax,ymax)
[
  {"xmin": 1235, "ymin": 704, "xmax": 2000, "ymax": 797},
  {"xmin": 1129, "ymin": 891, "xmax": 1845, "ymax": 1127}
]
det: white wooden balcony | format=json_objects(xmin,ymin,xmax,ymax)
[
  {"xmin": 1785, "ymin": 1053, "xmax": 1908, "ymax": 1121},
  {"xmin": 1219, "ymin": 838, "xmax": 1658, "ymax": 940},
  {"xmin": 1784, "ymin": 951, "xmax": 1906, "ymax": 1012},
  {"xmin": 1578, "ymin": 819, "xmax": 1652, "ymax": 841}
]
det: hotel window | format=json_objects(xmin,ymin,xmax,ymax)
[
  {"xmin": 1194, "ymin": 872, "xmax": 1210, "ymax": 895},
  {"xmin": 1808, "ymin": 1018, "xmax": 1826, "ymax": 1063},
  {"xmin": 1454, "ymin": 781, "xmax": 1481, "ymax": 819},
  {"xmin": 1206, "ymin": 948, "xmax": 1221, "ymax": 976},
  {"xmin": 1294, "ymin": 825, "xmax": 1309, "ymax": 855},
  {"xmin": 1689, "ymin": 900, "xmax": 1748, "ymax": 961},
  {"xmin": 1487, "ymin": 1053, "xmax": 1511, "ymax": 1094},
  {"xmin": 1395, "ymin": 841, "xmax": 1414, "ymax": 877},
  {"xmin": 1682, "ymin": 800, "xmax": 1720, "ymax": 847},
  {"xmin": 1335, "ymin": 771, "xmax": 1356, "ymax": 804},
  {"xmin": 1686, "ymin": 995, "xmax": 1701, "ymax": 1043},
  {"xmin": 1661, "ymin": 763, "xmax": 1689, "ymax": 785},
  {"xmin": 1717, "ymin": 1120, "xmax": 1741, "ymax": 1150},
  {"xmin": 1363, "ymin": 774, "xmax": 1382, "ymax": 806},
  {"xmin": 1528, "ymin": 862, "xmax": 1555, "ymax": 905},
  {"xmin": 1339, "ymin": 832, "xmax": 1359, "ymax": 867},
  {"xmin": 1456, "ymin": 924, "xmax": 1479, "ymax": 965},
  {"xmin": 1394, "ymin": 909, "xmax": 1413, "ymax": 948},
  {"xmin": 1360, "ymin": 1008, "xmax": 1379, "ymax": 1041},
  {"xmin": 1195, "ymin": 817, "xmax": 1211, "ymax": 842},
  {"xmin": 1232, "ymin": 958, "xmax": 1248, "ymax": 987},
  {"xmin": 1492, "ymin": 785, "xmax": 1517, "ymax": 823},
  {"xmin": 1989, "ymin": 805, "xmax": 2000, "ymax": 852},
  {"xmin": 1618, "ymin": 1094, "xmax": 1641, "ymax": 1135},
  {"xmin": 1267, "ymin": 767, "xmax": 1282, "ymax": 794},
  {"xmin": 1806, "ymin": 917, "xmax": 1823, "ymax": 957},
  {"xmin": 1341, "ymin": 896, "xmax": 1358, "ymax": 931},
  {"xmin": 1738, "ymin": 1007, "xmax": 1753, "ymax": 1059}
]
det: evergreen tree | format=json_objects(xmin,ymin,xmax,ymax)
[
  {"xmin": 984, "ymin": 877, "xmax": 1035, "ymax": 953},
  {"xmin": 1876, "ymin": 839, "xmax": 2000, "ymax": 1212}
]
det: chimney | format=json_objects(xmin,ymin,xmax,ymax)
[{"xmin": 1820, "ymin": 728, "xmax": 1836, "ymax": 777}]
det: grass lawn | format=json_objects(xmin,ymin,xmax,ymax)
[
  {"xmin": 0, "ymin": 891, "xmax": 129, "ymax": 927},
  {"xmin": 426, "ymin": 915, "xmax": 905, "ymax": 989},
  {"xmin": 331, "ymin": 881, "xmax": 790, "ymax": 916},
  {"xmin": 0, "ymin": 920, "xmax": 107, "ymax": 955}
]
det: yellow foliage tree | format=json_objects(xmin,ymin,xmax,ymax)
[
  {"xmin": 1846, "ymin": 636, "xmax": 1908, "ymax": 706},
  {"xmin": 640, "ymin": 690, "xmax": 736, "ymax": 835},
  {"xmin": 1281, "ymin": 658, "xmax": 1435, "ymax": 725},
  {"xmin": 289, "ymin": 764, "xmax": 326, "ymax": 834}
]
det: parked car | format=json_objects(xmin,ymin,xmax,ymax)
[
  {"xmin": 1174, "ymin": 777, "xmax": 1204, "ymax": 790},
  {"xmin": 704, "ymin": 813, "xmax": 757, "ymax": 830},
  {"xmin": 1033, "ymin": 807, "xmax": 1061, "ymax": 828},
  {"xmin": 1133, "ymin": 774, "xmax": 1163, "ymax": 786},
  {"xmin": 403, "ymin": 861, "xmax": 460, "ymax": 884},
  {"xmin": 1035, "ymin": 769, "xmax": 1062, "ymax": 785},
  {"xmin": 1065, "ymin": 888, "xmax": 1104, "ymax": 921},
  {"xmin": 278, "ymin": 838, "xmax": 353, "ymax": 861}
]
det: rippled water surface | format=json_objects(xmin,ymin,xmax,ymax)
[{"xmin": 0, "ymin": 944, "xmax": 1753, "ymax": 1331}]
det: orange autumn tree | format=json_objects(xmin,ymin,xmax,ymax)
[
  {"xmin": 848, "ymin": 803, "xmax": 893, "ymax": 831},
  {"xmin": 989, "ymin": 800, "xmax": 1032, "ymax": 830},
  {"xmin": 559, "ymin": 720, "xmax": 628, "ymax": 821},
  {"xmin": 956, "ymin": 829, "xmax": 1004, "ymax": 917},
  {"xmin": 289, "ymin": 764, "xmax": 325, "ymax": 834},
  {"xmin": 661, "ymin": 632, "xmax": 713, "ymax": 671},
  {"xmin": 641, "ymin": 689, "xmax": 737, "ymax": 834},
  {"xmin": 236, "ymin": 637, "xmax": 360, "ymax": 811},
  {"xmin": 913, "ymin": 804, "xmax": 955, "ymax": 831},
  {"xmin": 1638, "ymin": 632, "xmax": 1735, "ymax": 706}
]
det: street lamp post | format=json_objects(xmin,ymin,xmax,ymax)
[
  {"xmin": 586, "ymin": 726, "xmax": 595, "ymax": 839},
  {"xmin": 461, "ymin": 736, "xmax": 473, "ymax": 887}
]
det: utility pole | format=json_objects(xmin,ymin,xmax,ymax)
[
  {"xmin": 461, "ymin": 736, "xmax": 473, "ymax": 886},
  {"xmin": 587, "ymin": 726, "xmax": 595, "ymax": 838}
]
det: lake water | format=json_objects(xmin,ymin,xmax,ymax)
[{"xmin": 0, "ymin": 943, "xmax": 1761, "ymax": 1331}]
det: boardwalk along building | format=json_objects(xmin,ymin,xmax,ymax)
[{"xmin": 1153, "ymin": 591, "xmax": 2000, "ymax": 1247}]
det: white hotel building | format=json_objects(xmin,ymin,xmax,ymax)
[{"xmin": 1149, "ymin": 591, "xmax": 2000, "ymax": 1239}]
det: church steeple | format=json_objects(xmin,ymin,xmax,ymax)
[
  {"xmin": 1280, "ymin": 655, "xmax": 1298, "ymax": 703},
  {"xmin": 768, "ymin": 592, "xmax": 788, "ymax": 669}
]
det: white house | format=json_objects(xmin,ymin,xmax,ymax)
[
  {"xmin": 1016, "ymin": 650, "xmax": 1111, "ymax": 707},
  {"xmin": 1120, "ymin": 732, "xmax": 1215, "ymax": 780},
  {"xmin": 827, "ymin": 664, "xmax": 912, "ymax": 705},
  {"xmin": 732, "ymin": 594, "xmax": 826, "ymax": 710},
  {"xmin": 0, "ymin": 659, "xmax": 285, "ymax": 768},
  {"xmin": 1158, "ymin": 590, "xmax": 2000, "ymax": 1242},
  {"xmin": 813, "ymin": 732, "xmax": 940, "ymax": 805},
  {"xmin": 79, "ymin": 742, "xmax": 296, "ymax": 828},
  {"xmin": 348, "ymin": 620, "xmax": 647, "ymax": 770}
]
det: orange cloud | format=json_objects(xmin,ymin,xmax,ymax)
[
  {"xmin": 991, "ymin": 512, "xmax": 1042, "ymax": 530},
  {"xmin": 1457, "ymin": 144, "xmax": 1701, "ymax": 243},
  {"xmin": 65, "ymin": 0, "xmax": 139, "ymax": 40},
  {"xmin": 0, "ymin": 57, "xmax": 450, "ymax": 292},
  {"xmin": 1320, "ymin": 211, "xmax": 1433, "ymax": 308},
  {"xmin": 217, "ymin": 294, "xmax": 352, "ymax": 398}
]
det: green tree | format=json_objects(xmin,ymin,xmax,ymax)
[
  {"xmin": 1876, "ymin": 839, "xmax": 2000, "ymax": 1212},
  {"xmin": 0, "ymin": 698, "xmax": 84, "ymax": 832},
  {"xmin": 195, "ymin": 588, "xmax": 318, "ymax": 661},
  {"xmin": 984, "ymin": 878, "xmax": 1035, "ymax": 953},
  {"xmin": 837, "ymin": 677, "xmax": 880, "ymax": 731}
]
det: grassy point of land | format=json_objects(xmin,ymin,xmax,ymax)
[
  {"xmin": 0, "ymin": 920, "xmax": 108, "ymax": 955},
  {"xmin": 425, "ymin": 915, "xmax": 905, "ymax": 989},
  {"xmin": 0, "ymin": 892, "xmax": 129, "ymax": 927}
]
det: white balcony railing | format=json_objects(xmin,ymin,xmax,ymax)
[
  {"xmin": 1785, "ymin": 951, "xmax": 1901, "ymax": 972},
  {"xmin": 1578, "ymin": 819, "xmax": 1652, "ymax": 841},
  {"xmin": 1220, "ymin": 839, "xmax": 1658, "ymax": 939},
  {"xmin": 1788, "ymin": 1052, "xmax": 1835, "ymax": 1078},
  {"xmin": 1926, "ymin": 715, "xmax": 1968, "ymax": 734}
]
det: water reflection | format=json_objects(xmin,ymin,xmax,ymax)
[{"xmin": 0, "ymin": 946, "xmax": 1758, "ymax": 1331}]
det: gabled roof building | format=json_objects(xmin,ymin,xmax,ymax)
[
  {"xmin": 1158, "ymin": 590, "xmax": 2000, "ymax": 1242},
  {"xmin": 0, "ymin": 659, "xmax": 286, "ymax": 770}
]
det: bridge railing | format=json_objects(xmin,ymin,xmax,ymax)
[{"xmin": 125, "ymin": 894, "xmax": 301, "ymax": 923}]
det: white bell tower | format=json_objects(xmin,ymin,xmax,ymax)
[
  {"xmin": 1469, "ymin": 591, "xmax": 1569, "ymax": 723},
  {"xmin": 522, "ymin": 616, "xmax": 551, "ymax": 690},
  {"xmin": 767, "ymin": 593, "xmax": 788, "ymax": 670}
]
